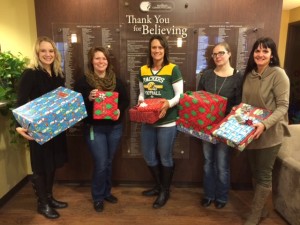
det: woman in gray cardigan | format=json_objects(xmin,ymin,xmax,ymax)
[{"xmin": 242, "ymin": 37, "xmax": 290, "ymax": 225}]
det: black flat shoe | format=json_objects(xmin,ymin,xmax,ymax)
[
  {"xmin": 48, "ymin": 196, "xmax": 68, "ymax": 209},
  {"xmin": 104, "ymin": 194, "xmax": 118, "ymax": 204},
  {"xmin": 201, "ymin": 198, "xmax": 213, "ymax": 207},
  {"xmin": 94, "ymin": 201, "xmax": 104, "ymax": 212},
  {"xmin": 214, "ymin": 200, "xmax": 226, "ymax": 209}
]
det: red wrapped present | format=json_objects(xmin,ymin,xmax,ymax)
[
  {"xmin": 129, "ymin": 108, "xmax": 160, "ymax": 124},
  {"xmin": 176, "ymin": 117, "xmax": 216, "ymax": 135},
  {"xmin": 211, "ymin": 103, "xmax": 272, "ymax": 151},
  {"xmin": 176, "ymin": 91, "xmax": 226, "ymax": 143},
  {"xmin": 129, "ymin": 98, "xmax": 164, "ymax": 124},
  {"xmin": 178, "ymin": 91, "xmax": 227, "ymax": 132},
  {"xmin": 137, "ymin": 98, "xmax": 164, "ymax": 112},
  {"xmin": 93, "ymin": 91, "xmax": 119, "ymax": 120}
]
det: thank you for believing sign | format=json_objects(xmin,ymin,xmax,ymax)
[{"xmin": 125, "ymin": 1, "xmax": 188, "ymax": 39}]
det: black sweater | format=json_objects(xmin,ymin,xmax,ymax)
[{"xmin": 16, "ymin": 68, "xmax": 67, "ymax": 173}]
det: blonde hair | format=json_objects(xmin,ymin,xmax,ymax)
[{"xmin": 29, "ymin": 36, "xmax": 64, "ymax": 77}]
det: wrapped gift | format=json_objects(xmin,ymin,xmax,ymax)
[
  {"xmin": 176, "ymin": 116, "xmax": 217, "ymax": 136},
  {"xmin": 12, "ymin": 86, "xmax": 87, "ymax": 145},
  {"xmin": 129, "ymin": 108, "xmax": 160, "ymax": 124},
  {"xmin": 178, "ymin": 91, "xmax": 227, "ymax": 132},
  {"xmin": 212, "ymin": 103, "xmax": 272, "ymax": 151},
  {"xmin": 177, "ymin": 91, "xmax": 226, "ymax": 142},
  {"xmin": 177, "ymin": 123, "xmax": 218, "ymax": 144},
  {"xmin": 93, "ymin": 91, "xmax": 119, "ymax": 120},
  {"xmin": 129, "ymin": 98, "xmax": 164, "ymax": 124}
]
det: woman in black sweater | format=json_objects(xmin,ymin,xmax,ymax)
[
  {"xmin": 75, "ymin": 46, "xmax": 129, "ymax": 213},
  {"xmin": 197, "ymin": 42, "xmax": 243, "ymax": 209},
  {"xmin": 16, "ymin": 36, "xmax": 68, "ymax": 219}
]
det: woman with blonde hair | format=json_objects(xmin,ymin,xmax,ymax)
[{"xmin": 16, "ymin": 36, "xmax": 68, "ymax": 219}]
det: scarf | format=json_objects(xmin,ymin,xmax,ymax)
[{"xmin": 85, "ymin": 69, "xmax": 116, "ymax": 91}]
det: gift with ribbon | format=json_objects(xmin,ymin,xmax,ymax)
[
  {"xmin": 211, "ymin": 103, "xmax": 272, "ymax": 151},
  {"xmin": 129, "ymin": 98, "xmax": 164, "ymax": 124},
  {"xmin": 12, "ymin": 86, "xmax": 87, "ymax": 145},
  {"xmin": 93, "ymin": 91, "xmax": 119, "ymax": 120}
]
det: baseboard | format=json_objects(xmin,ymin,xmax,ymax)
[
  {"xmin": 0, "ymin": 175, "xmax": 30, "ymax": 208},
  {"xmin": 56, "ymin": 180, "xmax": 252, "ymax": 190}
]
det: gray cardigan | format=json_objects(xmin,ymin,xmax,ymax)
[{"xmin": 242, "ymin": 66, "xmax": 290, "ymax": 149}]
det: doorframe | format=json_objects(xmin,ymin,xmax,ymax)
[{"xmin": 284, "ymin": 21, "xmax": 300, "ymax": 124}]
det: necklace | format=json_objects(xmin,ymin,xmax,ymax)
[{"xmin": 214, "ymin": 75, "xmax": 227, "ymax": 95}]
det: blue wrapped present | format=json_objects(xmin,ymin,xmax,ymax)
[
  {"xmin": 12, "ymin": 86, "xmax": 87, "ymax": 145},
  {"xmin": 177, "ymin": 124, "xmax": 218, "ymax": 144},
  {"xmin": 212, "ymin": 103, "xmax": 272, "ymax": 151}
]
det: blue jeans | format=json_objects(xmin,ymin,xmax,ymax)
[
  {"xmin": 84, "ymin": 123, "xmax": 123, "ymax": 202},
  {"xmin": 202, "ymin": 141, "xmax": 230, "ymax": 203},
  {"xmin": 141, "ymin": 124, "xmax": 177, "ymax": 167}
]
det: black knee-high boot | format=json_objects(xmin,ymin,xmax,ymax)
[
  {"xmin": 142, "ymin": 165, "xmax": 161, "ymax": 196},
  {"xmin": 31, "ymin": 174, "xmax": 60, "ymax": 219},
  {"xmin": 46, "ymin": 171, "xmax": 68, "ymax": 209},
  {"xmin": 153, "ymin": 165, "xmax": 174, "ymax": 209}
]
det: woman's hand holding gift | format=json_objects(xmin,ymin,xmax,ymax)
[
  {"xmin": 89, "ymin": 89, "xmax": 98, "ymax": 101},
  {"xmin": 252, "ymin": 122, "xmax": 266, "ymax": 139},
  {"xmin": 159, "ymin": 99, "xmax": 170, "ymax": 118}
]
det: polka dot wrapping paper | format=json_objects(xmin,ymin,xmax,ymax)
[
  {"xmin": 176, "ymin": 91, "xmax": 227, "ymax": 143},
  {"xmin": 129, "ymin": 98, "xmax": 163, "ymax": 124},
  {"xmin": 93, "ymin": 91, "xmax": 119, "ymax": 120}
]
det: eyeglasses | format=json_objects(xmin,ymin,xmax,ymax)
[{"xmin": 211, "ymin": 51, "xmax": 226, "ymax": 58}]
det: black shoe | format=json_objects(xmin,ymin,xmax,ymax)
[
  {"xmin": 37, "ymin": 202, "xmax": 60, "ymax": 219},
  {"xmin": 214, "ymin": 200, "xmax": 226, "ymax": 209},
  {"xmin": 104, "ymin": 194, "xmax": 118, "ymax": 204},
  {"xmin": 48, "ymin": 196, "xmax": 68, "ymax": 209},
  {"xmin": 142, "ymin": 187, "xmax": 160, "ymax": 196},
  {"xmin": 94, "ymin": 201, "xmax": 104, "ymax": 212},
  {"xmin": 201, "ymin": 198, "xmax": 213, "ymax": 207},
  {"xmin": 153, "ymin": 189, "xmax": 169, "ymax": 209}
]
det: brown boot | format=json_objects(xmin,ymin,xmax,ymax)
[
  {"xmin": 244, "ymin": 184, "xmax": 271, "ymax": 225},
  {"xmin": 251, "ymin": 179, "xmax": 269, "ymax": 218}
]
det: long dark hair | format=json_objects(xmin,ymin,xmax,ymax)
[
  {"xmin": 243, "ymin": 37, "xmax": 280, "ymax": 78},
  {"xmin": 147, "ymin": 35, "xmax": 170, "ymax": 68}
]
